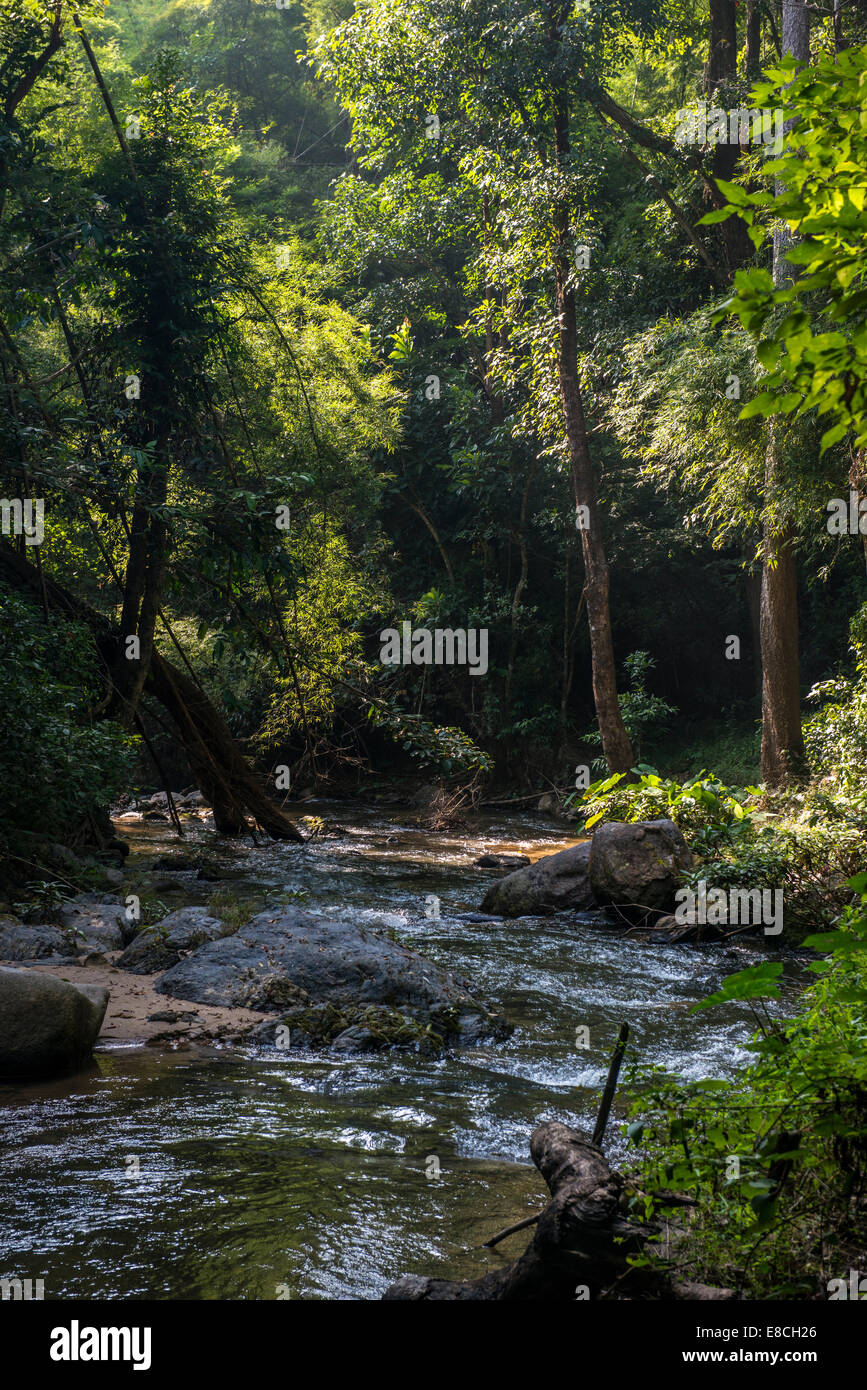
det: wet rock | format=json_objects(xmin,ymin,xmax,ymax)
[
  {"xmin": 331, "ymin": 1025, "xmax": 380, "ymax": 1052},
  {"xmin": 0, "ymin": 922, "xmax": 71, "ymax": 960},
  {"xmin": 117, "ymin": 907, "xmax": 228, "ymax": 975},
  {"xmin": 156, "ymin": 908, "xmax": 510, "ymax": 1047},
  {"xmin": 649, "ymin": 913, "xmax": 726, "ymax": 944},
  {"xmin": 252, "ymin": 1001, "xmax": 449, "ymax": 1054},
  {"xmin": 145, "ymin": 1033, "xmax": 191, "ymax": 1049},
  {"xmin": 473, "ymin": 853, "xmax": 531, "ymax": 869},
  {"xmin": 408, "ymin": 782, "xmax": 439, "ymax": 808},
  {"xmin": 588, "ymin": 820, "xmax": 693, "ymax": 920},
  {"xmin": 154, "ymin": 908, "xmax": 229, "ymax": 947},
  {"xmin": 144, "ymin": 875, "xmax": 184, "ymax": 894},
  {"xmin": 116, "ymin": 936, "xmax": 179, "ymax": 974},
  {"xmin": 57, "ymin": 895, "xmax": 133, "ymax": 950},
  {"xmin": 0, "ymin": 967, "xmax": 109, "ymax": 1080},
  {"xmin": 480, "ymin": 842, "xmax": 594, "ymax": 917},
  {"xmin": 196, "ymin": 865, "xmax": 246, "ymax": 882},
  {"xmin": 152, "ymin": 857, "xmax": 197, "ymax": 872}
]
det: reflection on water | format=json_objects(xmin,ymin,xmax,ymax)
[{"xmin": 0, "ymin": 802, "xmax": 801, "ymax": 1299}]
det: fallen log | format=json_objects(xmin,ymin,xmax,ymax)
[
  {"xmin": 483, "ymin": 1021, "xmax": 632, "ymax": 1251},
  {"xmin": 146, "ymin": 650, "xmax": 303, "ymax": 840},
  {"xmin": 384, "ymin": 1122, "xmax": 736, "ymax": 1301},
  {"xmin": 385, "ymin": 1122, "xmax": 657, "ymax": 1301}
]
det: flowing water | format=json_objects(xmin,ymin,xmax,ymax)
[{"xmin": 0, "ymin": 803, "xmax": 803, "ymax": 1300}]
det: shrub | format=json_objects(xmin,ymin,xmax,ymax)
[{"xmin": 624, "ymin": 874, "xmax": 867, "ymax": 1298}]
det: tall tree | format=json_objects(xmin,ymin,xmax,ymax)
[
  {"xmin": 745, "ymin": 0, "xmax": 763, "ymax": 75},
  {"xmin": 315, "ymin": 0, "xmax": 644, "ymax": 771},
  {"xmin": 707, "ymin": 0, "xmax": 737, "ymax": 85},
  {"xmin": 548, "ymin": 14, "xmax": 634, "ymax": 772},
  {"xmin": 758, "ymin": 0, "xmax": 810, "ymax": 787},
  {"xmin": 707, "ymin": 0, "xmax": 752, "ymax": 271}
]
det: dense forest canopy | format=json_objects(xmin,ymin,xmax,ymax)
[
  {"xmin": 1, "ymin": 0, "xmax": 865, "ymax": 821},
  {"xmin": 3, "ymin": 0, "xmax": 866, "ymax": 831}
]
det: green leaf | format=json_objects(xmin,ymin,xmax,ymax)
[
  {"xmin": 739, "ymin": 392, "xmax": 777, "ymax": 419},
  {"xmin": 820, "ymin": 422, "xmax": 849, "ymax": 453},
  {"xmin": 690, "ymin": 962, "xmax": 784, "ymax": 1013}
]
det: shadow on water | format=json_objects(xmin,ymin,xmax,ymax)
[{"xmin": 0, "ymin": 802, "xmax": 802, "ymax": 1299}]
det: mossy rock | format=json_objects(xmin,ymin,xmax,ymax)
[{"xmin": 253, "ymin": 1001, "xmax": 447, "ymax": 1053}]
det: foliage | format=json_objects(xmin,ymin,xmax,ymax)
[
  {"xmin": 366, "ymin": 701, "xmax": 493, "ymax": 777},
  {"xmin": 570, "ymin": 765, "xmax": 756, "ymax": 849},
  {"xmin": 683, "ymin": 821, "xmax": 864, "ymax": 936},
  {"xmin": 0, "ymin": 589, "xmax": 134, "ymax": 845},
  {"xmin": 716, "ymin": 45, "xmax": 867, "ymax": 454},
  {"xmin": 804, "ymin": 603, "xmax": 867, "ymax": 821},
  {"xmin": 584, "ymin": 651, "xmax": 677, "ymax": 765},
  {"xmin": 624, "ymin": 875, "xmax": 867, "ymax": 1297}
]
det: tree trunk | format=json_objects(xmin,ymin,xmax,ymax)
[
  {"xmin": 0, "ymin": 540, "xmax": 304, "ymax": 841},
  {"xmin": 708, "ymin": 0, "xmax": 752, "ymax": 271},
  {"xmin": 707, "ymin": 0, "xmax": 737, "ymax": 89},
  {"xmin": 557, "ymin": 334, "xmax": 634, "ymax": 774},
  {"xmin": 550, "ymin": 62, "xmax": 633, "ymax": 775},
  {"xmin": 745, "ymin": 0, "xmax": 763, "ymax": 74},
  {"xmin": 759, "ymin": 0, "xmax": 809, "ymax": 788},
  {"xmin": 146, "ymin": 652, "xmax": 304, "ymax": 839},
  {"xmin": 109, "ymin": 458, "xmax": 169, "ymax": 729}
]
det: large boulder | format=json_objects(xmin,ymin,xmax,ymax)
[
  {"xmin": 588, "ymin": 819, "xmax": 692, "ymax": 917},
  {"xmin": 117, "ymin": 907, "xmax": 229, "ymax": 975},
  {"xmin": 0, "ymin": 967, "xmax": 109, "ymax": 1079},
  {"xmin": 0, "ymin": 921, "xmax": 71, "ymax": 961},
  {"xmin": 155, "ymin": 908, "xmax": 509, "ymax": 1048},
  {"xmin": 57, "ymin": 895, "xmax": 133, "ymax": 951},
  {"xmin": 480, "ymin": 842, "xmax": 594, "ymax": 917}
]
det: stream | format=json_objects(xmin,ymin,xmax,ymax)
[{"xmin": 0, "ymin": 803, "xmax": 803, "ymax": 1300}]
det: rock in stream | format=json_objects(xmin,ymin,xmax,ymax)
[
  {"xmin": 154, "ymin": 907, "xmax": 510, "ymax": 1051},
  {"xmin": 0, "ymin": 967, "xmax": 109, "ymax": 1080}
]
